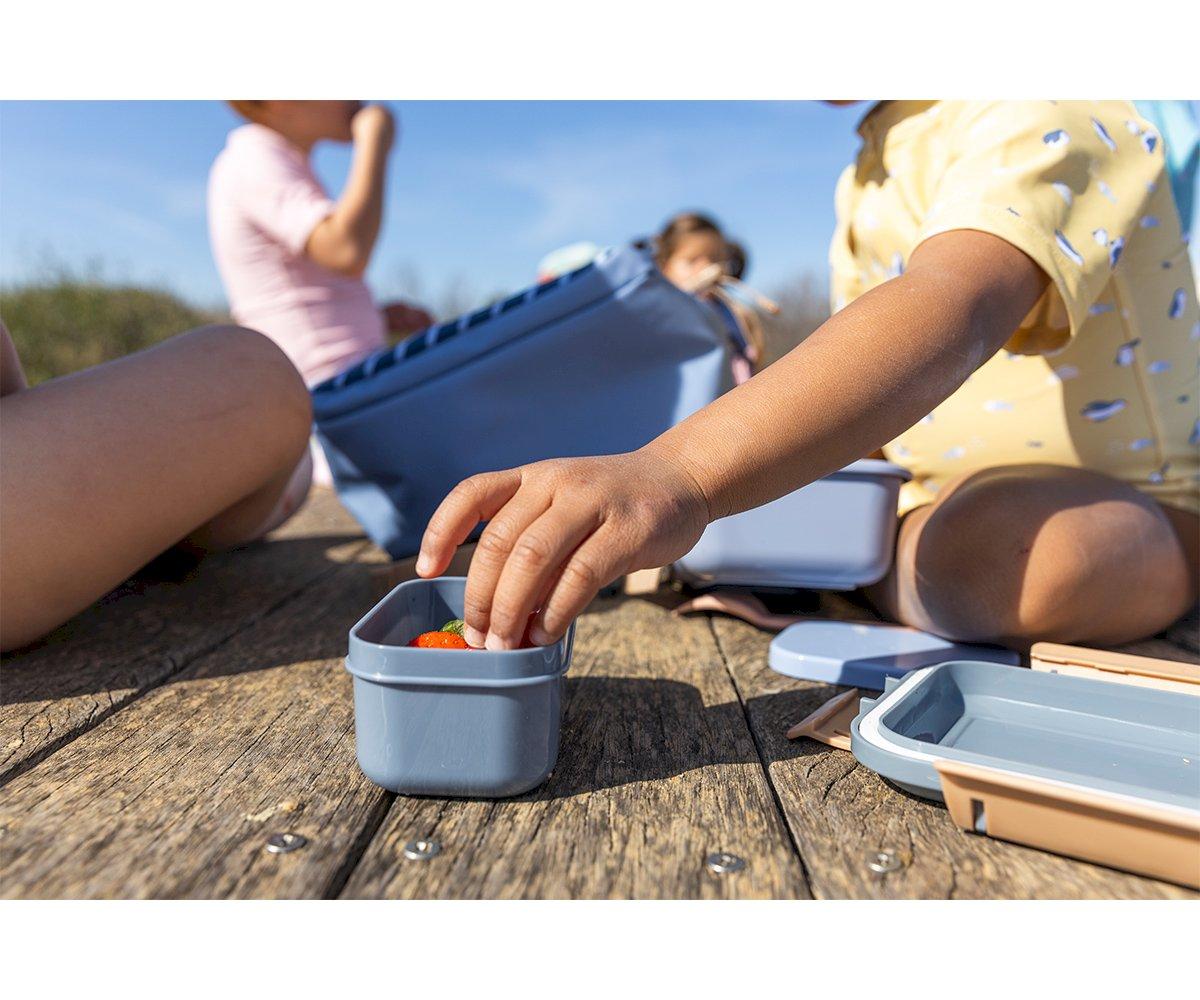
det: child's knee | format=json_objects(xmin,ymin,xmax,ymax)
[
  {"xmin": 898, "ymin": 465, "xmax": 1186, "ymax": 645},
  {"xmin": 192, "ymin": 324, "xmax": 312, "ymax": 455},
  {"xmin": 898, "ymin": 467, "xmax": 1082, "ymax": 643}
]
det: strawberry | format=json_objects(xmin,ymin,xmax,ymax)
[{"xmin": 408, "ymin": 631, "xmax": 470, "ymax": 650}]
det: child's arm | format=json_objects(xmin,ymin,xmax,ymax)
[
  {"xmin": 417, "ymin": 229, "xmax": 1049, "ymax": 650},
  {"xmin": 304, "ymin": 105, "xmax": 395, "ymax": 278}
]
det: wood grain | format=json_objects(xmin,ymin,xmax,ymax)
[
  {"xmin": 0, "ymin": 489, "xmax": 365, "ymax": 785},
  {"xmin": 0, "ymin": 551, "xmax": 389, "ymax": 899},
  {"xmin": 340, "ymin": 597, "xmax": 809, "ymax": 899},
  {"xmin": 3, "ymin": 480, "xmax": 1194, "ymax": 899},
  {"xmin": 708, "ymin": 613, "xmax": 1197, "ymax": 899}
]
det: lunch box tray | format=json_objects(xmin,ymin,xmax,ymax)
[{"xmin": 850, "ymin": 659, "xmax": 1200, "ymax": 887}]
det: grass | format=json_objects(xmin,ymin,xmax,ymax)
[
  {"xmin": 1, "ymin": 269, "xmax": 226, "ymax": 386},
  {"xmin": 0, "ymin": 266, "xmax": 828, "ymax": 387}
]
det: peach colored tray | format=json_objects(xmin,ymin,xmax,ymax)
[{"xmin": 1031, "ymin": 642, "xmax": 1200, "ymax": 695}]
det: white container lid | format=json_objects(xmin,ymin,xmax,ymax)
[{"xmin": 768, "ymin": 620, "xmax": 1019, "ymax": 690}]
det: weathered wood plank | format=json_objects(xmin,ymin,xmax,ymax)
[
  {"xmin": 340, "ymin": 597, "xmax": 810, "ymax": 899},
  {"xmin": 709, "ymin": 613, "xmax": 1197, "ymax": 899},
  {"xmin": 5, "ymin": 475, "xmax": 1191, "ymax": 902},
  {"xmin": 0, "ymin": 489, "xmax": 366, "ymax": 784},
  {"xmin": 0, "ymin": 549, "xmax": 392, "ymax": 898}
]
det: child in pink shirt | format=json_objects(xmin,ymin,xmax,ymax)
[{"xmin": 208, "ymin": 101, "xmax": 431, "ymax": 479}]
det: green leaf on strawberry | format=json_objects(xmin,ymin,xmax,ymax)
[{"xmin": 441, "ymin": 618, "xmax": 466, "ymax": 637}]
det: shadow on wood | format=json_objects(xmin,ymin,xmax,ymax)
[
  {"xmin": 477, "ymin": 675, "xmax": 808, "ymax": 800},
  {"xmin": 0, "ymin": 533, "xmax": 369, "ymax": 706}
]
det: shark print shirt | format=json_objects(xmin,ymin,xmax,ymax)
[{"xmin": 830, "ymin": 101, "xmax": 1199, "ymax": 515}]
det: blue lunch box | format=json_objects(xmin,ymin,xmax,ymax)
[{"xmin": 346, "ymin": 577, "xmax": 575, "ymax": 798}]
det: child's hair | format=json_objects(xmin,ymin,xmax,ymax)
[
  {"xmin": 650, "ymin": 213, "xmax": 764, "ymax": 373},
  {"xmin": 652, "ymin": 211, "xmax": 727, "ymax": 270},
  {"xmin": 227, "ymin": 101, "xmax": 266, "ymax": 124}
]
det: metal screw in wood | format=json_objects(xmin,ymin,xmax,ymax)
[
  {"xmin": 867, "ymin": 849, "xmax": 903, "ymax": 874},
  {"xmin": 265, "ymin": 832, "xmax": 307, "ymax": 854},
  {"xmin": 705, "ymin": 851, "xmax": 746, "ymax": 874},
  {"xmin": 404, "ymin": 839, "xmax": 441, "ymax": 861}
]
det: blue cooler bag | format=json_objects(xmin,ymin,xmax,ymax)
[{"xmin": 312, "ymin": 247, "xmax": 731, "ymax": 558}]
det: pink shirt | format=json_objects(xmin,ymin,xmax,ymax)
[{"xmin": 207, "ymin": 124, "xmax": 386, "ymax": 386}]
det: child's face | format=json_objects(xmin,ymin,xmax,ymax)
[
  {"xmin": 662, "ymin": 232, "xmax": 727, "ymax": 290},
  {"xmin": 261, "ymin": 101, "xmax": 364, "ymax": 144}
]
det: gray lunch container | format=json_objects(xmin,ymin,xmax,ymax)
[
  {"xmin": 345, "ymin": 577, "xmax": 574, "ymax": 798},
  {"xmin": 850, "ymin": 659, "xmax": 1200, "ymax": 810},
  {"xmin": 848, "ymin": 659, "xmax": 1200, "ymax": 886},
  {"xmin": 673, "ymin": 459, "xmax": 911, "ymax": 590}
]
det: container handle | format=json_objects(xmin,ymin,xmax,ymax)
[
  {"xmin": 935, "ymin": 758, "xmax": 1200, "ymax": 889},
  {"xmin": 350, "ymin": 668, "xmax": 568, "ymax": 689},
  {"xmin": 785, "ymin": 687, "xmax": 860, "ymax": 749}
]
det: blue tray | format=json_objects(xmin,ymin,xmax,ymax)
[{"xmin": 849, "ymin": 659, "xmax": 1200, "ymax": 886}]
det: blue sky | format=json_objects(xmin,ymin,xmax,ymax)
[{"xmin": 0, "ymin": 101, "xmax": 864, "ymax": 310}]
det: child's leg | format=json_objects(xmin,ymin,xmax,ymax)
[
  {"xmin": 0, "ymin": 325, "xmax": 312, "ymax": 651},
  {"xmin": 870, "ymin": 464, "xmax": 1197, "ymax": 648}
]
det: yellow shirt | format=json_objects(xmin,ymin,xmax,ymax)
[{"xmin": 830, "ymin": 101, "xmax": 1199, "ymax": 515}]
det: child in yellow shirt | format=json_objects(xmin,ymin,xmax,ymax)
[{"xmin": 417, "ymin": 101, "xmax": 1198, "ymax": 652}]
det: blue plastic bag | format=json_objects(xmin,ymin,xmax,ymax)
[{"xmin": 312, "ymin": 247, "xmax": 730, "ymax": 558}]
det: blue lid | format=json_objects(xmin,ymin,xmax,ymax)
[{"xmin": 768, "ymin": 620, "xmax": 1018, "ymax": 690}]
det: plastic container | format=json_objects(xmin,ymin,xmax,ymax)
[
  {"xmin": 345, "ymin": 577, "xmax": 575, "ymax": 798},
  {"xmin": 313, "ymin": 246, "xmax": 730, "ymax": 559},
  {"xmin": 1030, "ymin": 641, "xmax": 1200, "ymax": 695},
  {"xmin": 850, "ymin": 659, "xmax": 1200, "ymax": 887},
  {"xmin": 768, "ymin": 619, "xmax": 1018, "ymax": 690},
  {"xmin": 673, "ymin": 459, "xmax": 911, "ymax": 590}
]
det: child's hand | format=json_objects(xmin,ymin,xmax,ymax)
[
  {"xmin": 351, "ymin": 104, "xmax": 395, "ymax": 151},
  {"xmin": 416, "ymin": 446, "xmax": 712, "ymax": 649},
  {"xmin": 383, "ymin": 300, "xmax": 435, "ymax": 336}
]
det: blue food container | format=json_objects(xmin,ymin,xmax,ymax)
[
  {"xmin": 673, "ymin": 459, "xmax": 911, "ymax": 590},
  {"xmin": 346, "ymin": 577, "xmax": 575, "ymax": 798},
  {"xmin": 850, "ymin": 660, "xmax": 1200, "ymax": 887},
  {"xmin": 313, "ymin": 246, "xmax": 730, "ymax": 559}
]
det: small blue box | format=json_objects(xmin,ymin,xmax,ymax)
[
  {"xmin": 346, "ymin": 577, "xmax": 575, "ymax": 798},
  {"xmin": 674, "ymin": 460, "xmax": 911, "ymax": 591}
]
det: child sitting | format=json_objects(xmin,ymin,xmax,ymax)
[
  {"xmin": 652, "ymin": 212, "xmax": 764, "ymax": 384},
  {"xmin": 208, "ymin": 101, "xmax": 432, "ymax": 479},
  {"xmin": 417, "ymin": 101, "xmax": 1198, "ymax": 653},
  {"xmin": 0, "ymin": 320, "xmax": 312, "ymax": 652}
]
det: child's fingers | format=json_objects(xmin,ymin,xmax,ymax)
[
  {"xmin": 417, "ymin": 469, "xmax": 521, "ymax": 576},
  {"xmin": 463, "ymin": 489, "xmax": 551, "ymax": 647},
  {"xmin": 486, "ymin": 501, "xmax": 601, "ymax": 648},
  {"xmin": 530, "ymin": 526, "xmax": 625, "ymax": 645}
]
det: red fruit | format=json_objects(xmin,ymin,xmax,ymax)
[{"xmin": 408, "ymin": 631, "xmax": 471, "ymax": 649}]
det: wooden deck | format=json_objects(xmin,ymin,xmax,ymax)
[{"xmin": 2, "ymin": 488, "xmax": 1196, "ymax": 899}]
